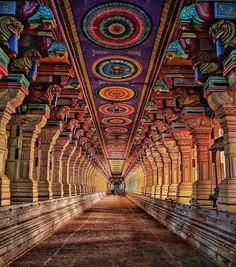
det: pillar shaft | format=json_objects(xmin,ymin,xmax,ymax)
[
  {"xmin": 10, "ymin": 113, "xmax": 47, "ymax": 203},
  {"xmin": 51, "ymin": 134, "xmax": 71, "ymax": 197},
  {"xmin": 38, "ymin": 122, "xmax": 62, "ymax": 200},
  {"xmin": 183, "ymin": 108, "xmax": 217, "ymax": 206},
  {"xmin": 0, "ymin": 74, "xmax": 29, "ymax": 205},
  {"xmin": 172, "ymin": 129, "xmax": 193, "ymax": 203}
]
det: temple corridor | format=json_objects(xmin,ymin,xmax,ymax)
[
  {"xmin": 1, "ymin": 0, "xmax": 236, "ymax": 266},
  {"xmin": 10, "ymin": 196, "xmax": 215, "ymax": 267}
]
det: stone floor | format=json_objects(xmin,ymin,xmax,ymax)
[{"xmin": 11, "ymin": 196, "xmax": 216, "ymax": 267}]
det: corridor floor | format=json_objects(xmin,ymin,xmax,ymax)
[{"xmin": 11, "ymin": 196, "xmax": 216, "ymax": 267}]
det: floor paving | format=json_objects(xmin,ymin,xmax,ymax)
[{"xmin": 11, "ymin": 196, "xmax": 216, "ymax": 267}]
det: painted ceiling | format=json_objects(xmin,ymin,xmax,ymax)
[{"xmin": 57, "ymin": 0, "xmax": 171, "ymax": 176}]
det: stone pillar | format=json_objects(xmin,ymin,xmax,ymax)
[
  {"xmin": 156, "ymin": 142, "xmax": 171, "ymax": 199},
  {"xmin": 164, "ymin": 138, "xmax": 180, "ymax": 199},
  {"xmin": 183, "ymin": 108, "xmax": 214, "ymax": 206},
  {"xmin": 152, "ymin": 152, "xmax": 163, "ymax": 198},
  {"xmin": 74, "ymin": 153, "xmax": 85, "ymax": 194},
  {"xmin": 204, "ymin": 76, "xmax": 236, "ymax": 212},
  {"xmin": 83, "ymin": 159, "xmax": 90, "ymax": 194},
  {"xmin": 147, "ymin": 154, "xmax": 158, "ymax": 197},
  {"xmin": 51, "ymin": 132, "xmax": 71, "ymax": 197},
  {"xmin": 38, "ymin": 121, "xmax": 62, "ymax": 200},
  {"xmin": 0, "ymin": 74, "xmax": 29, "ymax": 205},
  {"xmin": 61, "ymin": 139, "xmax": 77, "ymax": 197},
  {"xmin": 87, "ymin": 161, "xmax": 94, "ymax": 194},
  {"xmin": 143, "ymin": 156, "xmax": 153, "ymax": 195},
  {"xmin": 69, "ymin": 147, "xmax": 81, "ymax": 195},
  {"xmin": 171, "ymin": 124, "xmax": 193, "ymax": 203},
  {"xmin": 79, "ymin": 154, "xmax": 88, "ymax": 195},
  {"xmin": 10, "ymin": 105, "xmax": 49, "ymax": 203}
]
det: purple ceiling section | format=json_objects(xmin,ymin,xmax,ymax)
[{"xmin": 69, "ymin": 0, "xmax": 164, "ymax": 164}]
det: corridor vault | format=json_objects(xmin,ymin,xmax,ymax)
[{"xmin": 0, "ymin": 0, "xmax": 236, "ymax": 266}]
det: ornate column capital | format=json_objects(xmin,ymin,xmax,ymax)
[
  {"xmin": 223, "ymin": 50, "xmax": 236, "ymax": 90},
  {"xmin": 204, "ymin": 76, "xmax": 234, "ymax": 116},
  {"xmin": 0, "ymin": 74, "xmax": 29, "ymax": 115}
]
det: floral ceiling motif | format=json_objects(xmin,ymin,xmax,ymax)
[
  {"xmin": 82, "ymin": 2, "xmax": 152, "ymax": 49},
  {"xmin": 92, "ymin": 56, "xmax": 143, "ymax": 81},
  {"xmin": 95, "ymin": 85, "xmax": 139, "ymax": 102}
]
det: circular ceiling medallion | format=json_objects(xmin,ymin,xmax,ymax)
[
  {"xmin": 99, "ymin": 103, "xmax": 135, "ymax": 116},
  {"xmin": 96, "ymin": 85, "xmax": 138, "ymax": 102},
  {"xmin": 105, "ymin": 127, "xmax": 128, "ymax": 133},
  {"xmin": 108, "ymin": 140, "xmax": 126, "ymax": 145},
  {"xmin": 106, "ymin": 134, "xmax": 129, "ymax": 140},
  {"xmin": 102, "ymin": 117, "xmax": 132, "ymax": 126},
  {"xmin": 82, "ymin": 2, "xmax": 152, "ymax": 49},
  {"xmin": 92, "ymin": 56, "xmax": 142, "ymax": 81}
]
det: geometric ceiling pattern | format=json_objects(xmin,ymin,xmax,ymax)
[{"xmin": 57, "ymin": 0, "xmax": 175, "ymax": 175}]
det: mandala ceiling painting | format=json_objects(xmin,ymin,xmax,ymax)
[
  {"xmin": 92, "ymin": 56, "xmax": 142, "ymax": 82},
  {"xmin": 59, "ymin": 0, "xmax": 166, "ymax": 175},
  {"xmin": 82, "ymin": 2, "xmax": 152, "ymax": 50}
]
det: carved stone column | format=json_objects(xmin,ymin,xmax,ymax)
[
  {"xmin": 204, "ymin": 76, "xmax": 236, "ymax": 212},
  {"xmin": 156, "ymin": 142, "xmax": 171, "ymax": 199},
  {"xmin": 10, "ymin": 105, "xmax": 49, "ymax": 203},
  {"xmin": 86, "ymin": 161, "xmax": 93, "ymax": 194},
  {"xmin": 183, "ymin": 107, "xmax": 214, "ymax": 206},
  {"xmin": 79, "ymin": 152, "xmax": 88, "ymax": 195},
  {"xmin": 38, "ymin": 121, "xmax": 62, "ymax": 200},
  {"xmin": 75, "ymin": 153, "xmax": 85, "ymax": 195},
  {"xmin": 171, "ymin": 124, "xmax": 193, "ymax": 203},
  {"xmin": 69, "ymin": 147, "xmax": 81, "ymax": 195},
  {"xmin": 51, "ymin": 132, "xmax": 71, "ymax": 197},
  {"xmin": 164, "ymin": 138, "xmax": 180, "ymax": 199},
  {"xmin": 147, "ymin": 154, "xmax": 158, "ymax": 197},
  {"xmin": 61, "ymin": 139, "xmax": 77, "ymax": 197},
  {"xmin": 152, "ymin": 151, "xmax": 163, "ymax": 198},
  {"xmin": 0, "ymin": 74, "xmax": 29, "ymax": 205},
  {"xmin": 82, "ymin": 158, "xmax": 89, "ymax": 195}
]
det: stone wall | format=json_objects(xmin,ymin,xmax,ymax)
[
  {"xmin": 127, "ymin": 193, "xmax": 236, "ymax": 267},
  {"xmin": 0, "ymin": 193, "xmax": 105, "ymax": 266}
]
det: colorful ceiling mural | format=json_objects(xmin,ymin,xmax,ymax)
[{"xmin": 56, "ymin": 0, "xmax": 174, "ymax": 175}]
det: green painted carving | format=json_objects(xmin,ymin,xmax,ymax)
[
  {"xmin": 153, "ymin": 80, "xmax": 169, "ymax": 92},
  {"xmin": 146, "ymin": 101, "xmax": 158, "ymax": 110},
  {"xmin": 27, "ymin": 4, "xmax": 55, "ymax": 29},
  {"xmin": 179, "ymin": 4, "xmax": 204, "ymax": 27},
  {"xmin": 167, "ymin": 40, "xmax": 187, "ymax": 59}
]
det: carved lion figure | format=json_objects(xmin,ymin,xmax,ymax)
[
  {"xmin": 32, "ymin": 84, "xmax": 61, "ymax": 104},
  {"xmin": 175, "ymin": 87, "xmax": 200, "ymax": 106},
  {"xmin": 0, "ymin": 16, "xmax": 23, "ymax": 45},
  {"xmin": 209, "ymin": 20, "xmax": 236, "ymax": 49},
  {"xmin": 50, "ymin": 106, "xmax": 70, "ymax": 121},
  {"xmin": 192, "ymin": 51, "xmax": 219, "ymax": 75},
  {"xmin": 10, "ymin": 49, "xmax": 41, "ymax": 73},
  {"xmin": 163, "ymin": 108, "xmax": 179, "ymax": 123}
]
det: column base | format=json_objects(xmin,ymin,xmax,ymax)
[
  {"xmin": 167, "ymin": 183, "xmax": 178, "ymax": 200},
  {"xmin": 161, "ymin": 184, "xmax": 169, "ymax": 199},
  {"xmin": 191, "ymin": 179, "xmax": 213, "ymax": 206},
  {"xmin": 76, "ymin": 185, "xmax": 82, "ymax": 195},
  {"xmin": 176, "ymin": 182, "xmax": 192, "ymax": 204},
  {"xmin": 0, "ymin": 174, "xmax": 10, "ymax": 206},
  {"xmin": 155, "ymin": 185, "xmax": 162, "ymax": 198},
  {"xmin": 145, "ymin": 186, "xmax": 152, "ymax": 196},
  {"xmin": 63, "ymin": 183, "xmax": 71, "ymax": 197},
  {"xmin": 10, "ymin": 179, "xmax": 38, "ymax": 203},
  {"xmin": 38, "ymin": 180, "xmax": 53, "ymax": 200},
  {"xmin": 51, "ymin": 182, "xmax": 64, "ymax": 198},
  {"xmin": 151, "ymin": 186, "xmax": 156, "ymax": 197},
  {"xmin": 218, "ymin": 178, "xmax": 236, "ymax": 212},
  {"xmin": 70, "ymin": 184, "xmax": 77, "ymax": 196}
]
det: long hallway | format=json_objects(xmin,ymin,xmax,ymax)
[{"xmin": 11, "ymin": 196, "xmax": 215, "ymax": 267}]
